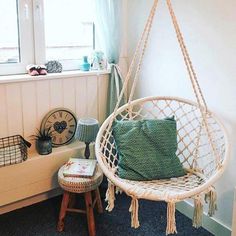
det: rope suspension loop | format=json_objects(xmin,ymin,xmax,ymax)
[
  {"xmin": 166, "ymin": 0, "xmax": 207, "ymax": 110},
  {"xmin": 166, "ymin": 0, "xmax": 221, "ymax": 167},
  {"xmin": 112, "ymin": 0, "xmax": 159, "ymax": 115},
  {"xmin": 101, "ymin": 0, "xmax": 159, "ymax": 149},
  {"xmin": 128, "ymin": 0, "xmax": 159, "ymax": 104},
  {"xmin": 101, "ymin": 0, "xmax": 221, "ymax": 168}
]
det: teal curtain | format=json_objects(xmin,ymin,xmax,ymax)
[
  {"xmin": 95, "ymin": 0, "xmax": 126, "ymax": 116},
  {"xmin": 107, "ymin": 64, "xmax": 125, "ymax": 116}
]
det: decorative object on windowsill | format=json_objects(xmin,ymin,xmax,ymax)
[
  {"xmin": 77, "ymin": 118, "xmax": 99, "ymax": 159},
  {"xmin": 31, "ymin": 128, "xmax": 53, "ymax": 155},
  {"xmin": 40, "ymin": 108, "xmax": 77, "ymax": 147},
  {"xmin": 26, "ymin": 64, "xmax": 47, "ymax": 76},
  {"xmin": 91, "ymin": 51, "xmax": 107, "ymax": 70},
  {"xmin": 45, "ymin": 60, "xmax": 63, "ymax": 73},
  {"xmin": 80, "ymin": 56, "xmax": 91, "ymax": 71},
  {"xmin": 0, "ymin": 135, "xmax": 31, "ymax": 167}
]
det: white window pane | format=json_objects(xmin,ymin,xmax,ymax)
[
  {"xmin": 0, "ymin": 0, "xmax": 20, "ymax": 64},
  {"xmin": 44, "ymin": 0, "xmax": 95, "ymax": 61}
]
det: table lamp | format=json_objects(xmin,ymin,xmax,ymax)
[{"xmin": 77, "ymin": 118, "xmax": 99, "ymax": 159}]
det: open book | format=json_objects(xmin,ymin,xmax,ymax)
[{"xmin": 63, "ymin": 158, "xmax": 97, "ymax": 178}]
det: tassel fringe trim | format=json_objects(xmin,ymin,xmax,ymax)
[
  {"xmin": 129, "ymin": 197, "xmax": 140, "ymax": 228},
  {"xmin": 193, "ymin": 195, "xmax": 204, "ymax": 228},
  {"xmin": 104, "ymin": 182, "xmax": 217, "ymax": 233},
  {"xmin": 105, "ymin": 181, "xmax": 115, "ymax": 212},
  {"xmin": 166, "ymin": 202, "xmax": 177, "ymax": 235},
  {"xmin": 205, "ymin": 186, "xmax": 217, "ymax": 217}
]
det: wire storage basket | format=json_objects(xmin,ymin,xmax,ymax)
[{"xmin": 0, "ymin": 135, "xmax": 31, "ymax": 167}]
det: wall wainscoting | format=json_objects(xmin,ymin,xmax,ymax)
[
  {"xmin": 0, "ymin": 73, "xmax": 109, "ymax": 213},
  {"xmin": 0, "ymin": 73, "xmax": 109, "ymax": 150}
]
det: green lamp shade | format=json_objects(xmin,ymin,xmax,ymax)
[{"xmin": 77, "ymin": 118, "xmax": 99, "ymax": 143}]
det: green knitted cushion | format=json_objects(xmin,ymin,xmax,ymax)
[{"xmin": 112, "ymin": 117, "xmax": 186, "ymax": 181}]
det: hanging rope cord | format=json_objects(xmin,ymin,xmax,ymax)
[
  {"xmin": 103, "ymin": 0, "xmax": 221, "ymax": 167},
  {"xmin": 102, "ymin": 0, "xmax": 159, "ymax": 147},
  {"xmin": 166, "ymin": 0, "xmax": 220, "ymax": 167},
  {"xmin": 166, "ymin": 0, "xmax": 207, "ymax": 109}
]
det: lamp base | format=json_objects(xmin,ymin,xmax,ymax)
[{"xmin": 84, "ymin": 142, "xmax": 90, "ymax": 159}]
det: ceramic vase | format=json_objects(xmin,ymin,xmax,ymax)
[{"xmin": 80, "ymin": 56, "xmax": 90, "ymax": 71}]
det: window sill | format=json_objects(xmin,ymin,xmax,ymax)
[{"xmin": 0, "ymin": 70, "xmax": 110, "ymax": 84}]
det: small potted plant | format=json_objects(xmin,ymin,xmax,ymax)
[{"xmin": 31, "ymin": 127, "xmax": 53, "ymax": 155}]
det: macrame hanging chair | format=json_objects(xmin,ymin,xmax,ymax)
[{"xmin": 95, "ymin": 0, "xmax": 230, "ymax": 234}]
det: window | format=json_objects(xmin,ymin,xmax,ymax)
[
  {"xmin": 0, "ymin": 0, "xmax": 95, "ymax": 75},
  {"xmin": 0, "ymin": 0, "xmax": 20, "ymax": 64},
  {"xmin": 0, "ymin": 0, "xmax": 34, "ymax": 75}
]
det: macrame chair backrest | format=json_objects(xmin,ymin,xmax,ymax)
[{"xmin": 103, "ymin": 0, "xmax": 221, "ymax": 168}]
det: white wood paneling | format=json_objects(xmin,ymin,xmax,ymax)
[
  {"xmin": 49, "ymin": 79, "xmax": 64, "ymax": 108},
  {"xmin": 6, "ymin": 83, "xmax": 23, "ymax": 135},
  {"xmin": 36, "ymin": 80, "xmax": 50, "ymax": 125},
  {"xmin": 21, "ymin": 82, "xmax": 37, "ymax": 138},
  {"xmin": 0, "ymin": 74, "xmax": 109, "ymax": 139},
  {"xmin": 75, "ymin": 77, "xmax": 87, "ymax": 119},
  {"xmin": 0, "ymin": 73, "xmax": 109, "ymax": 211},
  {"xmin": 0, "ymin": 141, "xmax": 85, "ymax": 207},
  {"xmin": 63, "ymin": 77, "xmax": 76, "ymax": 111},
  {"xmin": 0, "ymin": 85, "xmax": 8, "ymax": 137},
  {"xmin": 87, "ymin": 76, "xmax": 98, "ymax": 119}
]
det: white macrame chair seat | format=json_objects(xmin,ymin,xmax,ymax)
[
  {"xmin": 95, "ymin": 0, "xmax": 230, "ymax": 234},
  {"xmin": 96, "ymin": 96, "xmax": 227, "ymax": 200}
]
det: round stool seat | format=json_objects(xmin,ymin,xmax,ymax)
[{"xmin": 58, "ymin": 164, "xmax": 103, "ymax": 193}]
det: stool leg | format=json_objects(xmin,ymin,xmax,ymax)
[
  {"xmin": 95, "ymin": 188, "xmax": 103, "ymax": 214},
  {"xmin": 57, "ymin": 191, "xmax": 70, "ymax": 232},
  {"xmin": 69, "ymin": 193, "xmax": 76, "ymax": 208},
  {"xmin": 85, "ymin": 191, "xmax": 96, "ymax": 236}
]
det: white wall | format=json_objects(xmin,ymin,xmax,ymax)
[{"xmin": 127, "ymin": 0, "xmax": 236, "ymax": 230}]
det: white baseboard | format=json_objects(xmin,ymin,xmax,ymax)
[
  {"xmin": 176, "ymin": 201, "xmax": 231, "ymax": 236},
  {"xmin": 231, "ymin": 187, "xmax": 236, "ymax": 236},
  {"xmin": 0, "ymin": 188, "xmax": 62, "ymax": 215}
]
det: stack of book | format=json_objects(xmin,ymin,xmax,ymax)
[{"xmin": 63, "ymin": 158, "xmax": 97, "ymax": 178}]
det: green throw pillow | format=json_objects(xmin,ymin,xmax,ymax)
[{"xmin": 112, "ymin": 117, "xmax": 186, "ymax": 181}]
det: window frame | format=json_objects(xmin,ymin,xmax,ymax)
[
  {"xmin": 0, "ymin": 0, "xmax": 96, "ymax": 75},
  {"xmin": 39, "ymin": 0, "xmax": 96, "ymax": 71},
  {"xmin": 0, "ymin": 0, "xmax": 35, "ymax": 76},
  {"xmin": 33, "ymin": 0, "xmax": 46, "ymax": 66}
]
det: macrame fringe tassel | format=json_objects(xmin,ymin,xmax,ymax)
[
  {"xmin": 166, "ymin": 202, "xmax": 177, "ymax": 235},
  {"xmin": 105, "ymin": 181, "xmax": 115, "ymax": 212},
  {"xmin": 205, "ymin": 186, "xmax": 217, "ymax": 217},
  {"xmin": 129, "ymin": 197, "xmax": 140, "ymax": 229},
  {"xmin": 193, "ymin": 195, "xmax": 204, "ymax": 228}
]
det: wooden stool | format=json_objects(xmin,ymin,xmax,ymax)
[{"xmin": 57, "ymin": 164, "xmax": 103, "ymax": 236}]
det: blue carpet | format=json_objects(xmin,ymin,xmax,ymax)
[{"xmin": 0, "ymin": 192, "xmax": 213, "ymax": 236}]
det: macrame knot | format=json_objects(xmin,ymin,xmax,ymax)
[
  {"xmin": 105, "ymin": 181, "xmax": 115, "ymax": 212},
  {"xmin": 205, "ymin": 186, "xmax": 217, "ymax": 217},
  {"xmin": 115, "ymin": 186, "xmax": 123, "ymax": 195},
  {"xmin": 166, "ymin": 201, "xmax": 177, "ymax": 235},
  {"xmin": 193, "ymin": 194, "xmax": 204, "ymax": 228},
  {"xmin": 129, "ymin": 197, "xmax": 140, "ymax": 229}
]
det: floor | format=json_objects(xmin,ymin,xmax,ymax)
[{"xmin": 0, "ymin": 191, "xmax": 213, "ymax": 236}]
